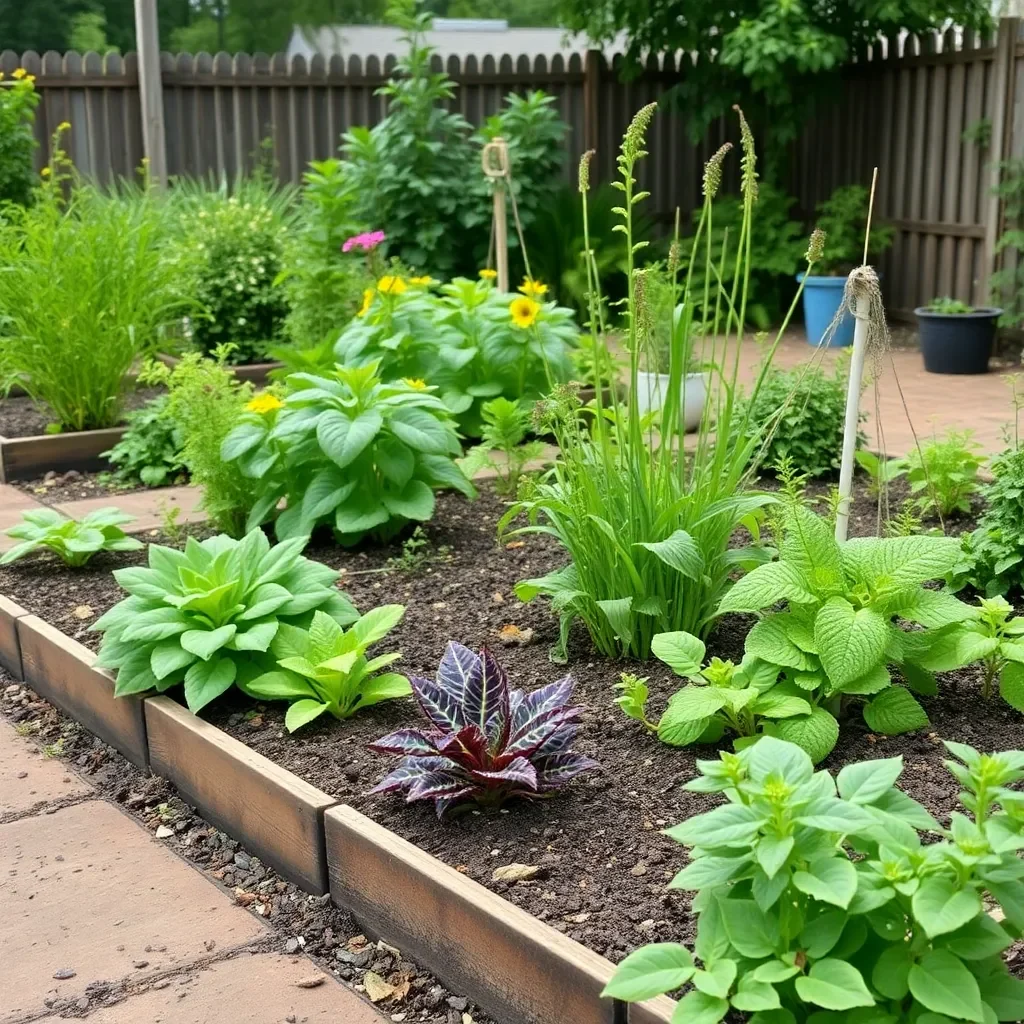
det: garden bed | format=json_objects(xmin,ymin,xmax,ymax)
[
  {"xmin": 14, "ymin": 469, "xmax": 150, "ymax": 504},
  {"xmin": 0, "ymin": 480, "xmax": 1012, "ymax": 970}
]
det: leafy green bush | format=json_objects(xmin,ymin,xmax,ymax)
[
  {"xmin": 603, "ymin": 736, "xmax": 1024, "ymax": 1024},
  {"xmin": 220, "ymin": 363, "xmax": 475, "ymax": 545},
  {"xmin": 959, "ymin": 595, "xmax": 1024, "ymax": 708},
  {"xmin": 1, "ymin": 507, "xmax": 142, "ymax": 567},
  {"xmin": 926, "ymin": 296, "xmax": 975, "ymax": 314},
  {"xmin": 247, "ymin": 605, "xmax": 408, "ymax": 732},
  {"xmin": 0, "ymin": 68, "xmax": 40, "ymax": 207},
  {"xmin": 718, "ymin": 503, "xmax": 976, "ymax": 762},
  {"xmin": 102, "ymin": 395, "xmax": 183, "ymax": 487},
  {"xmin": 904, "ymin": 430, "xmax": 985, "ymax": 518},
  {"xmin": 94, "ymin": 529, "xmax": 359, "ymax": 713},
  {"xmin": 458, "ymin": 397, "xmax": 546, "ymax": 496},
  {"xmin": 813, "ymin": 184, "xmax": 895, "ymax": 275}
]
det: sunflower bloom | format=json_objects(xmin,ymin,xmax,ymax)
[
  {"xmin": 479, "ymin": 268, "xmax": 497, "ymax": 281},
  {"xmin": 509, "ymin": 296, "xmax": 540, "ymax": 329},
  {"xmin": 403, "ymin": 377, "xmax": 428, "ymax": 390},
  {"xmin": 246, "ymin": 393, "xmax": 284, "ymax": 415},
  {"xmin": 518, "ymin": 278, "xmax": 548, "ymax": 299},
  {"xmin": 358, "ymin": 288, "xmax": 375, "ymax": 317},
  {"xmin": 377, "ymin": 275, "xmax": 407, "ymax": 295}
]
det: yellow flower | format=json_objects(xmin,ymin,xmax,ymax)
[
  {"xmin": 479, "ymin": 268, "xmax": 497, "ymax": 281},
  {"xmin": 40, "ymin": 167, "xmax": 51, "ymax": 177},
  {"xmin": 509, "ymin": 296, "xmax": 540, "ymax": 329},
  {"xmin": 377, "ymin": 275, "xmax": 407, "ymax": 295},
  {"xmin": 518, "ymin": 277, "xmax": 548, "ymax": 299},
  {"xmin": 246, "ymin": 393, "xmax": 283, "ymax": 415},
  {"xmin": 358, "ymin": 287, "xmax": 374, "ymax": 317},
  {"xmin": 12, "ymin": 68, "xmax": 26, "ymax": 80},
  {"xmin": 26, "ymin": 74, "xmax": 35, "ymax": 83},
  {"xmin": 403, "ymin": 377, "xmax": 428, "ymax": 390},
  {"xmin": 409, "ymin": 275, "xmax": 436, "ymax": 286},
  {"xmin": 57, "ymin": 121, "xmax": 71, "ymax": 131}
]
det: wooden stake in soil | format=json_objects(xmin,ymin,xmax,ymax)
[{"xmin": 481, "ymin": 137, "xmax": 510, "ymax": 292}]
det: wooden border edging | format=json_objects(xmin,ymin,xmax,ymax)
[
  {"xmin": 144, "ymin": 695, "xmax": 336, "ymax": 894},
  {"xmin": 15, "ymin": 615, "xmax": 148, "ymax": 766},
  {"xmin": 0, "ymin": 428, "xmax": 127, "ymax": 482},
  {"xmin": 0, "ymin": 595, "xmax": 28, "ymax": 680}
]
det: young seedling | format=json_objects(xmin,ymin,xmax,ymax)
[
  {"xmin": 458, "ymin": 397, "xmax": 547, "ymax": 496},
  {"xmin": 957, "ymin": 596, "xmax": 1024, "ymax": 705}
]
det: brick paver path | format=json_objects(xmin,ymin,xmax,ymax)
[{"xmin": 0, "ymin": 720, "xmax": 386, "ymax": 1023}]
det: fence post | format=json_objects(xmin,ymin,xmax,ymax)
[
  {"xmin": 134, "ymin": 0, "xmax": 168, "ymax": 187},
  {"xmin": 980, "ymin": 16, "xmax": 1019, "ymax": 306},
  {"xmin": 584, "ymin": 50, "xmax": 601, "ymax": 156}
]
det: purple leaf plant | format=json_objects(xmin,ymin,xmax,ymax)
[{"xmin": 369, "ymin": 642, "xmax": 599, "ymax": 817}]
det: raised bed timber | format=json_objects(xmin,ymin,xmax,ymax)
[
  {"xmin": 0, "ymin": 601, "xmax": 675, "ymax": 1024},
  {"xmin": 0, "ymin": 427, "xmax": 127, "ymax": 483}
]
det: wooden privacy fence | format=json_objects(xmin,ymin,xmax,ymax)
[{"xmin": 3, "ymin": 17, "xmax": 1024, "ymax": 316}]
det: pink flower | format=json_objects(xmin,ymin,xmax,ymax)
[{"xmin": 342, "ymin": 230, "xmax": 386, "ymax": 253}]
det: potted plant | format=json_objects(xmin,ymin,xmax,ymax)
[
  {"xmin": 915, "ymin": 297, "xmax": 1002, "ymax": 374},
  {"xmin": 799, "ymin": 185, "xmax": 894, "ymax": 347}
]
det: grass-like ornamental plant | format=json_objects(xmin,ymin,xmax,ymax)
[
  {"xmin": 718, "ymin": 502, "xmax": 977, "ymax": 762},
  {"xmin": 221, "ymin": 362, "xmax": 475, "ymax": 545},
  {"xmin": 369, "ymin": 642, "xmax": 598, "ymax": 817},
  {"xmin": 92, "ymin": 529, "xmax": 358, "ymax": 713},
  {"xmin": 505, "ymin": 106, "xmax": 820, "ymax": 660},
  {"xmin": 1, "ymin": 507, "xmax": 143, "ymax": 567},
  {"xmin": 246, "ymin": 606, "xmax": 409, "ymax": 732},
  {"xmin": 603, "ymin": 736, "xmax": 1024, "ymax": 1024}
]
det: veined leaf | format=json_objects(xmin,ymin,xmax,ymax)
[{"xmin": 814, "ymin": 597, "xmax": 888, "ymax": 687}]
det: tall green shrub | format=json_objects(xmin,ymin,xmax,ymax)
[{"xmin": 0, "ymin": 69, "xmax": 40, "ymax": 207}]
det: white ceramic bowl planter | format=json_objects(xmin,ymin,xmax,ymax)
[{"xmin": 634, "ymin": 371, "xmax": 709, "ymax": 430}]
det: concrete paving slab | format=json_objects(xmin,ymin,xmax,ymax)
[
  {"xmin": 84, "ymin": 951, "xmax": 387, "ymax": 1023},
  {"xmin": 0, "ymin": 799, "xmax": 265, "ymax": 1021},
  {"xmin": 0, "ymin": 483, "xmax": 48, "ymax": 553},
  {"xmin": 55, "ymin": 485, "xmax": 207, "ymax": 535},
  {"xmin": 0, "ymin": 720, "xmax": 91, "ymax": 816}
]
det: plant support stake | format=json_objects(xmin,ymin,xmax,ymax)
[
  {"xmin": 835, "ymin": 276, "xmax": 871, "ymax": 542},
  {"xmin": 481, "ymin": 137, "xmax": 510, "ymax": 292}
]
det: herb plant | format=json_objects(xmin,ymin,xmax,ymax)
[
  {"xmin": 0, "ymin": 66, "xmax": 40, "ymax": 207},
  {"xmin": 718, "ymin": 503, "xmax": 975, "ymax": 762},
  {"xmin": 904, "ymin": 430, "xmax": 984, "ymax": 519},
  {"xmin": 221, "ymin": 363, "xmax": 475, "ymax": 544},
  {"xmin": 246, "ymin": 606, "xmax": 408, "ymax": 732},
  {"xmin": 93, "ymin": 529, "xmax": 359, "ymax": 713},
  {"xmin": 603, "ymin": 736, "xmax": 1024, "ymax": 1024},
  {"xmin": 955, "ymin": 596, "xmax": 1024, "ymax": 709},
  {"xmin": 926, "ymin": 296, "xmax": 975, "ymax": 314},
  {"xmin": 813, "ymin": 184, "xmax": 895, "ymax": 275},
  {"xmin": 855, "ymin": 449, "xmax": 907, "ymax": 498},
  {"xmin": 370, "ymin": 643, "xmax": 598, "ymax": 817},
  {"xmin": 101, "ymin": 394, "xmax": 184, "ymax": 487},
  {"xmin": 458, "ymin": 397, "xmax": 546, "ymax": 495},
  {"xmin": 1, "ymin": 507, "xmax": 142, "ymax": 567}
]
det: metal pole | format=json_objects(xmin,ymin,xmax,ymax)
[
  {"xmin": 835, "ymin": 281, "xmax": 871, "ymax": 543},
  {"xmin": 134, "ymin": 0, "xmax": 168, "ymax": 188}
]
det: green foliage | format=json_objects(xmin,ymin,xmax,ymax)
[
  {"xmin": 101, "ymin": 395, "xmax": 184, "ymax": 488},
  {"xmin": 0, "ymin": 150, "xmax": 191, "ymax": 431},
  {"xmin": 140, "ymin": 348, "xmax": 258, "ymax": 537},
  {"xmin": 93, "ymin": 529, "xmax": 359, "ymax": 714},
  {"xmin": 741, "ymin": 358, "xmax": 860, "ymax": 479},
  {"xmin": 385, "ymin": 525, "xmax": 450, "ymax": 573},
  {"xmin": 458, "ymin": 397, "xmax": 546, "ymax": 495},
  {"xmin": 0, "ymin": 69, "xmax": 39, "ymax": 207},
  {"xmin": 957, "ymin": 595, "xmax": 1024, "ymax": 707},
  {"xmin": 904, "ymin": 431, "xmax": 985, "ymax": 518},
  {"xmin": 1, "ymin": 507, "xmax": 142, "ymax": 567},
  {"xmin": 279, "ymin": 158, "xmax": 367, "ymax": 347},
  {"xmin": 855, "ymin": 449, "xmax": 906, "ymax": 498},
  {"xmin": 718, "ymin": 503, "xmax": 976, "ymax": 760},
  {"xmin": 992, "ymin": 158, "xmax": 1024, "ymax": 327},
  {"xmin": 603, "ymin": 736, "xmax": 1024, "ymax": 1024},
  {"xmin": 813, "ymin": 185, "xmax": 895, "ymax": 275},
  {"xmin": 334, "ymin": 274, "xmax": 577, "ymax": 435},
  {"xmin": 926, "ymin": 296, "xmax": 975, "ymax": 314},
  {"xmin": 247, "ymin": 605, "xmax": 408, "ymax": 732},
  {"xmin": 220, "ymin": 362, "xmax": 476, "ymax": 545}
]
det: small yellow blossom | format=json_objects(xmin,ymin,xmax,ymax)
[
  {"xmin": 403, "ymin": 377, "xmax": 428, "ymax": 390},
  {"xmin": 57, "ymin": 120, "xmax": 71, "ymax": 131},
  {"xmin": 40, "ymin": 167, "xmax": 51, "ymax": 177},
  {"xmin": 518, "ymin": 278, "xmax": 548, "ymax": 299},
  {"xmin": 509, "ymin": 296, "xmax": 540, "ymax": 329},
  {"xmin": 409, "ymin": 275, "xmax": 436, "ymax": 286},
  {"xmin": 26, "ymin": 74, "xmax": 35, "ymax": 83},
  {"xmin": 246, "ymin": 393, "xmax": 283, "ymax": 415},
  {"xmin": 358, "ymin": 288, "xmax": 375, "ymax": 316},
  {"xmin": 479, "ymin": 268, "xmax": 498, "ymax": 281},
  {"xmin": 377, "ymin": 275, "xmax": 407, "ymax": 295},
  {"xmin": 12, "ymin": 68, "xmax": 26, "ymax": 80}
]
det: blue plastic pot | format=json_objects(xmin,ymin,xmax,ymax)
[{"xmin": 797, "ymin": 273, "xmax": 854, "ymax": 348}]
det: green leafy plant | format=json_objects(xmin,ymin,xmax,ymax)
[
  {"xmin": 904, "ymin": 430, "xmax": 984, "ymax": 519},
  {"xmin": 992, "ymin": 157, "xmax": 1024, "ymax": 328},
  {"xmin": 101, "ymin": 394, "xmax": 184, "ymax": 487},
  {"xmin": 956, "ymin": 596, "xmax": 1024, "ymax": 708},
  {"xmin": 507, "ymin": 106, "xmax": 819, "ymax": 661},
  {"xmin": 458, "ymin": 397, "xmax": 546, "ymax": 495},
  {"xmin": 813, "ymin": 184, "xmax": 895, "ymax": 276},
  {"xmin": 855, "ymin": 449, "xmax": 907, "ymax": 498},
  {"xmin": 0, "ymin": 67, "xmax": 40, "ymax": 207},
  {"xmin": 926, "ymin": 296, "xmax": 975, "ymax": 314},
  {"xmin": 1, "ymin": 507, "xmax": 142, "ymax": 567},
  {"xmin": 384, "ymin": 525, "xmax": 450, "ymax": 573},
  {"xmin": 220, "ymin": 362, "xmax": 475, "ymax": 545},
  {"xmin": 615, "ymin": 632, "xmax": 812, "ymax": 749},
  {"xmin": 603, "ymin": 736, "xmax": 1024, "ymax": 1024},
  {"xmin": 718, "ymin": 502, "xmax": 976, "ymax": 762},
  {"xmin": 93, "ymin": 529, "xmax": 359, "ymax": 713},
  {"xmin": 246, "ymin": 605, "xmax": 408, "ymax": 732}
]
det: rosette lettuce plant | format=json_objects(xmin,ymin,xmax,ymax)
[
  {"xmin": 717, "ymin": 503, "xmax": 976, "ymax": 762},
  {"xmin": 92, "ymin": 529, "xmax": 359, "ymax": 713},
  {"xmin": 603, "ymin": 737, "xmax": 1024, "ymax": 1024},
  {"xmin": 369, "ymin": 643, "xmax": 598, "ymax": 817},
  {"xmin": 1, "ymin": 507, "xmax": 142, "ymax": 567},
  {"xmin": 246, "ymin": 606, "xmax": 408, "ymax": 733},
  {"xmin": 220, "ymin": 362, "xmax": 475, "ymax": 545}
]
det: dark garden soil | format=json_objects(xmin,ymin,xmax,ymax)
[
  {"xmin": 0, "ymin": 481, "xmax": 1018, "ymax": 970},
  {"xmin": 14, "ymin": 469, "xmax": 153, "ymax": 505},
  {"xmin": 0, "ymin": 387, "xmax": 163, "ymax": 439}
]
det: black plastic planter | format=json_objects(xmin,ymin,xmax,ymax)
[{"xmin": 915, "ymin": 306, "xmax": 1002, "ymax": 374}]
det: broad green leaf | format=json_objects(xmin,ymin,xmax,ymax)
[
  {"xmin": 352, "ymin": 604, "xmax": 406, "ymax": 646},
  {"xmin": 938, "ymin": 914, "xmax": 1012, "ymax": 960},
  {"xmin": 150, "ymin": 641, "xmax": 196, "ymax": 681},
  {"xmin": 842, "ymin": 534, "xmax": 961, "ymax": 590},
  {"xmin": 638, "ymin": 529, "xmax": 703, "ymax": 581},
  {"xmin": 781, "ymin": 504, "xmax": 844, "ymax": 594},
  {"xmin": 912, "ymin": 877, "xmax": 983, "ymax": 938},
  {"xmin": 746, "ymin": 616, "xmax": 816, "ymax": 671},
  {"xmin": 388, "ymin": 405, "xmax": 453, "ymax": 454},
  {"xmin": 657, "ymin": 709, "xmax": 713, "ymax": 748},
  {"xmin": 232, "ymin": 619, "xmax": 279, "ymax": 652},
  {"xmin": 382, "ymin": 479, "xmax": 435, "ymax": 521},
  {"xmin": 692, "ymin": 959, "xmax": 738, "ymax": 999},
  {"xmin": 651, "ymin": 631, "xmax": 706, "ymax": 677},
  {"xmin": 753, "ymin": 693, "xmax": 812, "ymax": 719},
  {"xmin": 601, "ymin": 943, "xmax": 695, "ymax": 1001},
  {"xmin": 181, "ymin": 624, "xmax": 238, "ymax": 661},
  {"xmin": 837, "ymin": 756, "xmax": 904, "ymax": 804},
  {"xmin": 838, "ymin": 663, "xmax": 891, "ymax": 695},
  {"xmin": 220, "ymin": 421, "xmax": 267, "ymax": 461},
  {"xmin": 799, "ymin": 908, "xmax": 848, "ymax": 958},
  {"xmin": 908, "ymin": 950, "xmax": 985, "ymax": 1022},
  {"xmin": 770, "ymin": 707, "xmax": 839, "ymax": 765},
  {"xmin": 596, "ymin": 597, "xmax": 633, "ymax": 644},
  {"xmin": 732, "ymin": 975, "xmax": 781, "ymax": 1012},
  {"xmin": 752, "ymin": 961, "xmax": 800, "ymax": 984},
  {"xmin": 871, "ymin": 943, "xmax": 913, "ymax": 1000},
  {"xmin": 285, "ymin": 699, "xmax": 330, "ymax": 732},
  {"xmin": 374, "ymin": 435, "xmax": 415, "ymax": 488},
  {"xmin": 717, "ymin": 897, "xmax": 777, "ymax": 958},
  {"xmin": 718, "ymin": 560, "xmax": 817, "ymax": 614},
  {"xmin": 245, "ymin": 670, "xmax": 317, "ymax": 699},
  {"xmin": 956, "ymin": 633, "xmax": 1001, "ymax": 664},
  {"xmin": 357, "ymin": 672, "xmax": 412, "ymax": 706},
  {"xmin": 669, "ymin": 990, "xmax": 728, "ymax": 1024},
  {"xmin": 756, "ymin": 834, "xmax": 795, "ymax": 879},
  {"xmin": 792, "ymin": 856, "xmax": 858, "ymax": 908},
  {"xmin": 794, "ymin": 960, "xmax": 874, "ymax": 1010},
  {"xmin": 664, "ymin": 685, "xmax": 728, "ymax": 721},
  {"xmin": 316, "ymin": 408, "xmax": 383, "ymax": 468},
  {"xmin": 862, "ymin": 687, "xmax": 929, "ymax": 735},
  {"xmin": 745, "ymin": 734, "xmax": 815, "ymax": 783},
  {"xmin": 667, "ymin": 803, "xmax": 765, "ymax": 849},
  {"xmin": 901, "ymin": 661, "xmax": 939, "ymax": 696},
  {"xmin": 1000, "ymin": 661, "xmax": 1024, "ymax": 713},
  {"xmin": 814, "ymin": 597, "xmax": 888, "ymax": 686},
  {"xmin": 892, "ymin": 588, "xmax": 978, "ymax": 629},
  {"xmin": 977, "ymin": 968, "xmax": 1024, "ymax": 1021},
  {"xmin": 183, "ymin": 657, "xmax": 237, "ymax": 713}
]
